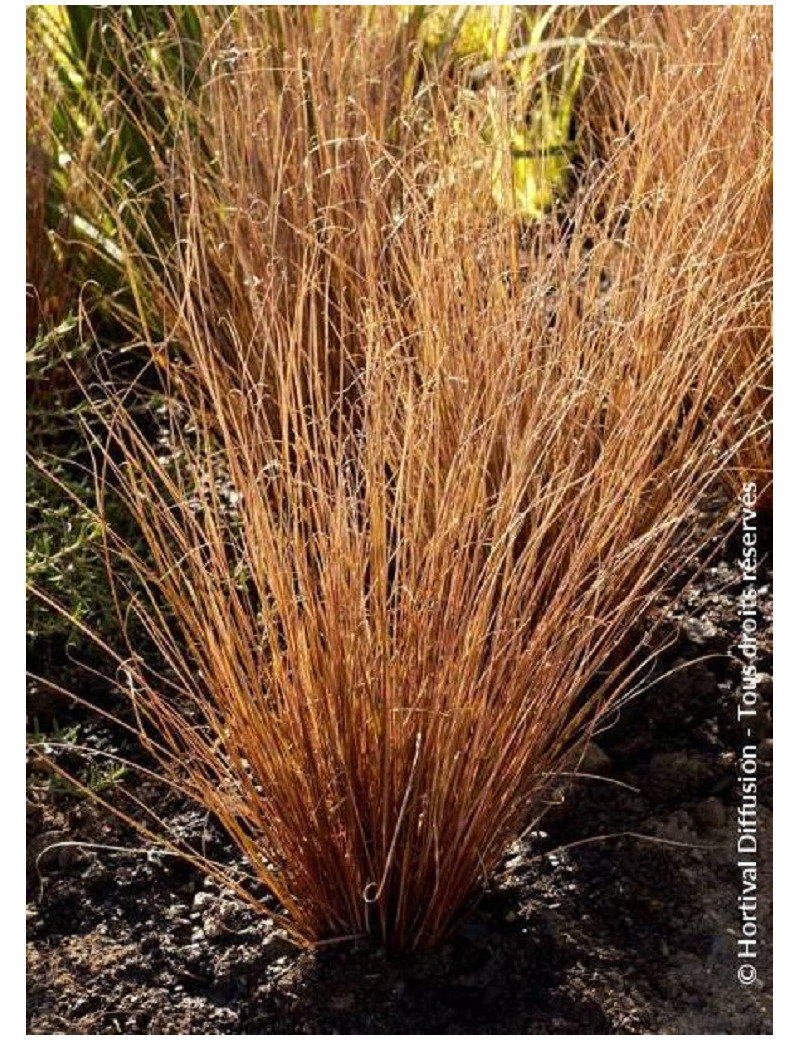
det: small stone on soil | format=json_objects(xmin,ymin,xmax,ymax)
[{"xmin": 694, "ymin": 796, "xmax": 726, "ymax": 831}]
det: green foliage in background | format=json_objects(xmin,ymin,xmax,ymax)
[
  {"xmin": 26, "ymin": 328, "xmax": 109, "ymax": 665},
  {"xmin": 26, "ymin": 6, "xmax": 214, "ymax": 667},
  {"xmin": 404, "ymin": 5, "xmax": 623, "ymax": 218},
  {"xmin": 27, "ymin": 717, "xmax": 128, "ymax": 797},
  {"xmin": 28, "ymin": 5, "xmax": 213, "ymax": 313}
]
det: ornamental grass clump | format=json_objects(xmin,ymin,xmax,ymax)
[{"xmin": 29, "ymin": 6, "xmax": 771, "ymax": 951}]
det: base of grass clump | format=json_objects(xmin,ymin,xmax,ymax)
[{"xmin": 27, "ymin": 505, "xmax": 773, "ymax": 1030}]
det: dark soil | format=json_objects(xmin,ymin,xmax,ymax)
[{"xmin": 26, "ymin": 506, "xmax": 773, "ymax": 1035}]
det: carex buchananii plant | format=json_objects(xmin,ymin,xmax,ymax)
[{"xmin": 29, "ymin": 6, "xmax": 771, "ymax": 950}]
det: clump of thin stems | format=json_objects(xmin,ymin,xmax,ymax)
[{"xmin": 29, "ymin": 6, "xmax": 771, "ymax": 951}]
